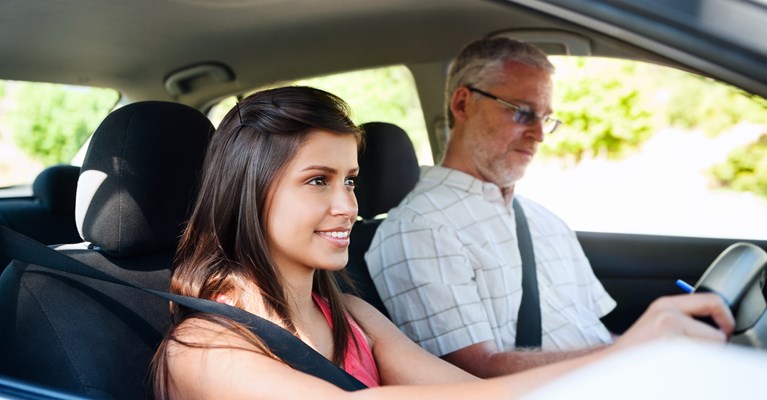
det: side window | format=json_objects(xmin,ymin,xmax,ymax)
[
  {"xmin": 207, "ymin": 65, "xmax": 433, "ymax": 165},
  {"xmin": 517, "ymin": 57, "xmax": 767, "ymax": 240},
  {"xmin": 0, "ymin": 80, "xmax": 118, "ymax": 193}
]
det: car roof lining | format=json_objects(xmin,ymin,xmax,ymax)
[{"xmin": 0, "ymin": 0, "xmax": 723, "ymax": 107}]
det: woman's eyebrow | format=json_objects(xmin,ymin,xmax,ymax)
[
  {"xmin": 301, "ymin": 165, "xmax": 337, "ymax": 174},
  {"xmin": 301, "ymin": 166, "xmax": 359, "ymax": 174}
]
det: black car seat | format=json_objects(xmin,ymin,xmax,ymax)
[
  {"xmin": 344, "ymin": 122, "xmax": 420, "ymax": 318},
  {"xmin": 0, "ymin": 101, "xmax": 213, "ymax": 399},
  {"xmin": 0, "ymin": 164, "xmax": 81, "ymax": 271}
]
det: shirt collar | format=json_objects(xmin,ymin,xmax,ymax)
[{"xmin": 420, "ymin": 165, "xmax": 505, "ymax": 203}]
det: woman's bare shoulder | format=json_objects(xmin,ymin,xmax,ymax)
[
  {"xmin": 164, "ymin": 316, "xmax": 351, "ymax": 399},
  {"xmin": 341, "ymin": 294, "xmax": 402, "ymax": 345},
  {"xmin": 342, "ymin": 294, "xmax": 384, "ymax": 321}
]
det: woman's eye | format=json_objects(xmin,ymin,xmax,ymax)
[
  {"xmin": 345, "ymin": 176, "xmax": 358, "ymax": 189},
  {"xmin": 308, "ymin": 177, "xmax": 328, "ymax": 186}
]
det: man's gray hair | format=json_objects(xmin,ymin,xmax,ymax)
[{"xmin": 445, "ymin": 37, "xmax": 554, "ymax": 128}]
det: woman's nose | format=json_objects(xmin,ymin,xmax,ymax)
[{"xmin": 331, "ymin": 185, "xmax": 358, "ymax": 219}]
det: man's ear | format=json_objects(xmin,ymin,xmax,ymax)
[{"xmin": 450, "ymin": 86, "xmax": 472, "ymax": 124}]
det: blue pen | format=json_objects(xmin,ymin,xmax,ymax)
[{"xmin": 676, "ymin": 279, "xmax": 695, "ymax": 294}]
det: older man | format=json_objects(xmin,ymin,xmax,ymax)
[{"xmin": 365, "ymin": 37, "xmax": 615, "ymax": 377}]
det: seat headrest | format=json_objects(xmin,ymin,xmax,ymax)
[
  {"xmin": 357, "ymin": 122, "xmax": 420, "ymax": 219},
  {"xmin": 75, "ymin": 101, "xmax": 213, "ymax": 257},
  {"xmin": 32, "ymin": 164, "xmax": 80, "ymax": 215}
]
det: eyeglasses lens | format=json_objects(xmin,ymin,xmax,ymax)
[
  {"xmin": 543, "ymin": 119, "xmax": 559, "ymax": 134},
  {"xmin": 513, "ymin": 109, "xmax": 535, "ymax": 125}
]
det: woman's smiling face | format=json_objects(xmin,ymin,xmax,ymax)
[{"xmin": 266, "ymin": 129, "xmax": 359, "ymax": 277}]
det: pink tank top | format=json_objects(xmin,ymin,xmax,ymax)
[{"xmin": 312, "ymin": 293, "xmax": 381, "ymax": 387}]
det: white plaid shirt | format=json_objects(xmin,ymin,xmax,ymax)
[{"xmin": 365, "ymin": 166, "xmax": 616, "ymax": 356}]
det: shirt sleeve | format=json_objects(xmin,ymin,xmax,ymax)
[
  {"xmin": 568, "ymin": 230, "xmax": 617, "ymax": 318},
  {"xmin": 365, "ymin": 215, "xmax": 495, "ymax": 356}
]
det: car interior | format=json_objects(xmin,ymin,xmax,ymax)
[
  {"xmin": 0, "ymin": 164, "xmax": 81, "ymax": 269},
  {"xmin": 1, "ymin": 0, "xmax": 767, "ymax": 398},
  {"xmin": 346, "ymin": 121, "xmax": 422, "ymax": 318},
  {"xmin": 0, "ymin": 101, "xmax": 213, "ymax": 398}
]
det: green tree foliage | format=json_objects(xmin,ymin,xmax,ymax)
[
  {"xmin": 11, "ymin": 82, "xmax": 118, "ymax": 164},
  {"xmin": 205, "ymin": 66, "xmax": 433, "ymax": 163},
  {"xmin": 663, "ymin": 73, "xmax": 767, "ymax": 136},
  {"xmin": 293, "ymin": 67, "xmax": 431, "ymax": 162},
  {"xmin": 657, "ymin": 70, "xmax": 767, "ymax": 198},
  {"xmin": 711, "ymin": 134, "xmax": 767, "ymax": 198},
  {"xmin": 543, "ymin": 58, "xmax": 653, "ymax": 161},
  {"xmin": 542, "ymin": 58, "xmax": 767, "ymax": 198}
]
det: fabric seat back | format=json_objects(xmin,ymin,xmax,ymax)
[
  {"xmin": 0, "ymin": 101, "xmax": 213, "ymax": 399},
  {"xmin": 344, "ymin": 122, "xmax": 420, "ymax": 318}
]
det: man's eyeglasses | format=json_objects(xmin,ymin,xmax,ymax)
[{"xmin": 467, "ymin": 86, "xmax": 562, "ymax": 134}]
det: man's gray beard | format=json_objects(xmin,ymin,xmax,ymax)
[{"xmin": 488, "ymin": 159, "xmax": 527, "ymax": 189}]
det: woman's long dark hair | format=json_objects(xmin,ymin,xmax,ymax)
[{"xmin": 152, "ymin": 86, "xmax": 364, "ymax": 399}]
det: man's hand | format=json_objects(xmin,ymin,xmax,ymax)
[{"xmin": 615, "ymin": 293, "xmax": 734, "ymax": 349}]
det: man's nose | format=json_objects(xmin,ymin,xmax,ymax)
[{"xmin": 525, "ymin": 119, "xmax": 545, "ymax": 142}]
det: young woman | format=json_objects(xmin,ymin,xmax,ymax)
[{"xmin": 152, "ymin": 86, "xmax": 734, "ymax": 399}]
